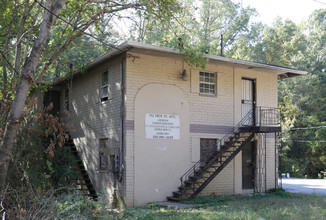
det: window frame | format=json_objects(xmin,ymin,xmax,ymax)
[
  {"xmin": 101, "ymin": 71, "xmax": 109, "ymax": 102},
  {"xmin": 98, "ymin": 138, "xmax": 120, "ymax": 172},
  {"xmin": 99, "ymin": 138, "xmax": 109, "ymax": 171},
  {"xmin": 199, "ymin": 71, "xmax": 217, "ymax": 96}
]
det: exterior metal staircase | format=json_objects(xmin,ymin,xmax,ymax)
[
  {"xmin": 65, "ymin": 137, "xmax": 98, "ymax": 200},
  {"xmin": 167, "ymin": 107, "xmax": 279, "ymax": 202}
]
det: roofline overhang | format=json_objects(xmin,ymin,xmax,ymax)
[{"xmin": 50, "ymin": 41, "xmax": 307, "ymax": 85}]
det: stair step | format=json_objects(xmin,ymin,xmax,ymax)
[
  {"xmin": 173, "ymin": 191, "xmax": 192, "ymax": 197},
  {"xmin": 189, "ymin": 175, "xmax": 204, "ymax": 181},
  {"xmin": 200, "ymin": 164, "xmax": 219, "ymax": 169},
  {"xmin": 167, "ymin": 196, "xmax": 183, "ymax": 202},
  {"xmin": 195, "ymin": 170, "xmax": 215, "ymax": 175},
  {"xmin": 65, "ymin": 136, "xmax": 98, "ymax": 200},
  {"xmin": 185, "ymin": 179, "xmax": 205, "ymax": 186},
  {"xmin": 167, "ymin": 132, "xmax": 254, "ymax": 202},
  {"xmin": 179, "ymin": 186, "xmax": 194, "ymax": 191}
]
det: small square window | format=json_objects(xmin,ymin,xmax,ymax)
[{"xmin": 199, "ymin": 71, "xmax": 216, "ymax": 95}]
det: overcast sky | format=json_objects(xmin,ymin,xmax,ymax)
[{"xmin": 237, "ymin": 0, "xmax": 326, "ymax": 25}]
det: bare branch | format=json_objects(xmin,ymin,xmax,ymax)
[
  {"xmin": 14, "ymin": 0, "xmax": 35, "ymax": 75},
  {"xmin": 35, "ymin": 1, "xmax": 155, "ymax": 82}
]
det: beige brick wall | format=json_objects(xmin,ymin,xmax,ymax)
[
  {"xmin": 51, "ymin": 45, "xmax": 280, "ymax": 207},
  {"xmin": 62, "ymin": 56, "xmax": 124, "ymax": 205},
  {"xmin": 266, "ymin": 135, "xmax": 277, "ymax": 190},
  {"xmin": 124, "ymin": 49, "xmax": 279, "ymax": 206}
]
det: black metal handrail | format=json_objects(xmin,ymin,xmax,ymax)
[
  {"xmin": 255, "ymin": 107, "xmax": 279, "ymax": 126},
  {"xmin": 179, "ymin": 106, "xmax": 279, "ymax": 188}
]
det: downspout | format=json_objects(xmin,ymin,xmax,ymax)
[
  {"xmin": 120, "ymin": 56, "xmax": 126, "ymax": 182},
  {"xmin": 264, "ymin": 133, "xmax": 267, "ymax": 192},
  {"xmin": 112, "ymin": 55, "xmax": 126, "ymax": 208},
  {"xmin": 275, "ymin": 132, "xmax": 278, "ymax": 188},
  {"xmin": 232, "ymin": 65, "xmax": 236, "ymax": 194}
]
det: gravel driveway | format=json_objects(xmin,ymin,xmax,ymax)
[{"xmin": 280, "ymin": 178, "xmax": 326, "ymax": 196}]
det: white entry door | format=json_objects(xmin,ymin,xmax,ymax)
[{"xmin": 242, "ymin": 79, "xmax": 255, "ymax": 125}]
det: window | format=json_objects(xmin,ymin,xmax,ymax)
[
  {"xmin": 99, "ymin": 138, "xmax": 120, "ymax": 172},
  {"xmin": 199, "ymin": 71, "xmax": 216, "ymax": 95},
  {"xmin": 99, "ymin": 139, "xmax": 109, "ymax": 170},
  {"xmin": 101, "ymin": 71, "xmax": 109, "ymax": 101},
  {"xmin": 64, "ymin": 89, "xmax": 69, "ymax": 111}
]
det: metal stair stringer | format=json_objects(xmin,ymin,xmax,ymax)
[
  {"xmin": 65, "ymin": 136, "xmax": 98, "ymax": 200},
  {"xmin": 167, "ymin": 107, "xmax": 260, "ymax": 202},
  {"xmin": 188, "ymin": 132, "xmax": 255, "ymax": 200}
]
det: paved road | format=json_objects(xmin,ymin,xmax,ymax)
[{"xmin": 280, "ymin": 178, "xmax": 326, "ymax": 195}]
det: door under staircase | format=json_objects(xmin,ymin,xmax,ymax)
[{"xmin": 167, "ymin": 107, "xmax": 280, "ymax": 202}]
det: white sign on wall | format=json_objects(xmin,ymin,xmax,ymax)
[{"xmin": 145, "ymin": 113, "xmax": 180, "ymax": 140}]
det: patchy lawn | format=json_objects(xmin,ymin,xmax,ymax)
[{"xmin": 110, "ymin": 191, "xmax": 326, "ymax": 220}]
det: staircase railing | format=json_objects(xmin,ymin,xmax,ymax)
[
  {"xmin": 255, "ymin": 107, "xmax": 279, "ymax": 126},
  {"xmin": 179, "ymin": 106, "xmax": 279, "ymax": 188}
]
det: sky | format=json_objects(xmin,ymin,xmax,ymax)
[{"xmin": 237, "ymin": 0, "xmax": 326, "ymax": 25}]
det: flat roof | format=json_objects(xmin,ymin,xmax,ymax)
[{"xmin": 52, "ymin": 41, "xmax": 307, "ymax": 84}]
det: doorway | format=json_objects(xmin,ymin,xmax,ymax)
[
  {"xmin": 44, "ymin": 90, "xmax": 61, "ymax": 116},
  {"xmin": 241, "ymin": 78, "xmax": 256, "ymax": 125},
  {"xmin": 242, "ymin": 141, "xmax": 256, "ymax": 189},
  {"xmin": 200, "ymin": 138, "xmax": 217, "ymax": 164}
]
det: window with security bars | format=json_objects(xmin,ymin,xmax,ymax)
[
  {"xmin": 200, "ymin": 138, "xmax": 218, "ymax": 163},
  {"xmin": 199, "ymin": 71, "xmax": 216, "ymax": 95}
]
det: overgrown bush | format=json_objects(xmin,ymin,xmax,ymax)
[
  {"xmin": 7, "ymin": 98, "xmax": 76, "ymax": 190},
  {"xmin": 0, "ymin": 97, "xmax": 92, "ymax": 218},
  {"xmin": 1, "ymin": 188, "xmax": 106, "ymax": 219}
]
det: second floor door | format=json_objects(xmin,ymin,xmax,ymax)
[{"xmin": 241, "ymin": 78, "xmax": 256, "ymax": 125}]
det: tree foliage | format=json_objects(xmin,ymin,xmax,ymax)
[
  {"xmin": 1, "ymin": 0, "xmax": 326, "ymax": 197},
  {"xmin": 0, "ymin": 0, "xmax": 183, "ymax": 191}
]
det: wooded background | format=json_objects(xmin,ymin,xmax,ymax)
[{"xmin": 0, "ymin": 0, "xmax": 325, "ymax": 194}]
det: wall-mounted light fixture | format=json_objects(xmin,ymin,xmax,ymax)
[{"xmin": 182, "ymin": 69, "xmax": 188, "ymax": 81}]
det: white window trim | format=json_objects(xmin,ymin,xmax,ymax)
[
  {"xmin": 199, "ymin": 71, "xmax": 217, "ymax": 95},
  {"xmin": 101, "ymin": 71, "xmax": 109, "ymax": 101}
]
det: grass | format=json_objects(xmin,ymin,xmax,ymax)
[{"xmin": 107, "ymin": 191, "xmax": 326, "ymax": 220}]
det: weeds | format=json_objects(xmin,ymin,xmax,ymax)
[{"xmin": 0, "ymin": 189, "xmax": 325, "ymax": 219}]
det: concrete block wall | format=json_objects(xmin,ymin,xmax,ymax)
[{"xmin": 62, "ymin": 56, "xmax": 124, "ymax": 203}]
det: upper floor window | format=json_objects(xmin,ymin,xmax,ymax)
[
  {"xmin": 101, "ymin": 71, "xmax": 109, "ymax": 101},
  {"xmin": 199, "ymin": 71, "xmax": 216, "ymax": 95}
]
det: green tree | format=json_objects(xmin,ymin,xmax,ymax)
[
  {"xmin": 0, "ymin": 0, "xmax": 181, "ymax": 191},
  {"xmin": 277, "ymin": 9, "xmax": 326, "ymax": 178},
  {"xmin": 230, "ymin": 18, "xmax": 307, "ymax": 67},
  {"xmin": 197, "ymin": 0, "xmax": 256, "ymax": 55}
]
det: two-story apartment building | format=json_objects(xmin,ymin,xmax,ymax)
[{"xmin": 46, "ymin": 41, "xmax": 306, "ymax": 207}]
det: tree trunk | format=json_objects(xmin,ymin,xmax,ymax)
[{"xmin": 0, "ymin": 0, "xmax": 66, "ymax": 191}]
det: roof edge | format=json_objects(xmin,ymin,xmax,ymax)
[{"xmin": 50, "ymin": 41, "xmax": 307, "ymax": 85}]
